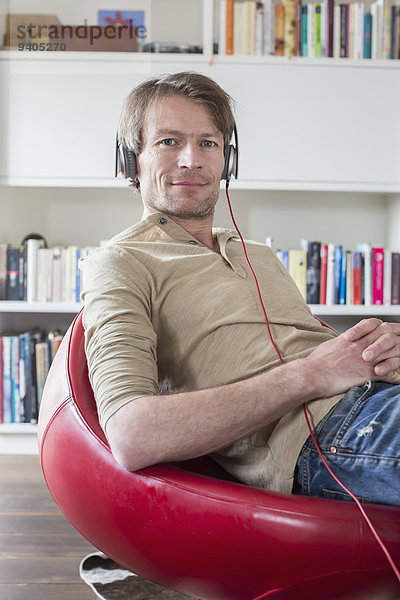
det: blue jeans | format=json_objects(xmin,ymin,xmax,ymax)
[{"xmin": 293, "ymin": 381, "xmax": 400, "ymax": 505}]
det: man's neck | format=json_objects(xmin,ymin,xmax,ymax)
[{"xmin": 142, "ymin": 208, "xmax": 220, "ymax": 253}]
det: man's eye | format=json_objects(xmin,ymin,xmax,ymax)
[
  {"xmin": 202, "ymin": 140, "xmax": 215, "ymax": 147},
  {"xmin": 161, "ymin": 138, "xmax": 175, "ymax": 146}
]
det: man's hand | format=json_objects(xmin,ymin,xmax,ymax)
[
  {"xmin": 344, "ymin": 318, "xmax": 400, "ymax": 384},
  {"xmin": 305, "ymin": 318, "xmax": 400, "ymax": 398}
]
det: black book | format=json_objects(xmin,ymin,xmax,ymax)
[
  {"xmin": 306, "ymin": 241, "xmax": 321, "ymax": 304},
  {"xmin": 6, "ymin": 247, "xmax": 20, "ymax": 301}
]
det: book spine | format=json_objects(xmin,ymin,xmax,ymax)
[
  {"xmin": 334, "ymin": 245, "xmax": 343, "ymax": 304},
  {"xmin": 6, "ymin": 247, "xmax": 20, "ymax": 301},
  {"xmin": 315, "ymin": 4, "xmax": 322, "ymax": 57},
  {"xmin": 255, "ymin": 1, "xmax": 265, "ymax": 55},
  {"xmin": 334, "ymin": 4, "xmax": 341, "ymax": 56},
  {"xmin": 301, "ymin": 4, "xmax": 308, "ymax": 55},
  {"xmin": 306, "ymin": 241, "xmax": 321, "ymax": 304},
  {"xmin": 339, "ymin": 251, "xmax": 347, "ymax": 304},
  {"xmin": 326, "ymin": 243, "xmax": 335, "ymax": 305},
  {"xmin": 226, "ymin": 0, "xmax": 235, "ymax": 54},
  {"xmin": 346, "ymin": 251, "xmax": 353, "ymax": 305},
  {"xmin": 308, "ymin": 3, "xmax": 315, "ymax": 56},
  {"xmin": 219, "ymin": 0, "xmax": 226, "ymax": 55},
  {"xmin": 2, "ymin": 337, "xmax": 12, "ymax": 423},
  {"xmin": 295, "ymin": 0, "xmax": 302, "ymax": 55},
  {"xmin": 283, "ymin": 0, "xmax": 297, "ymax": 57},
  {"xmin": 340, "ymin": 3, "xmax": 347, "ymax": 57},
  {"xmin": 0, "ymin": 244, "xmax": 6, "ymax": 301},
  {"xmin": 319, "ymin": 244, "xmax": 328, "ymax": 304},
  {"xmin": 352, "ymin": 251, "xmax": 363, "ymax": 304},
  {"xmin": 274, "ymin": 4, "xmax": 285, "ymax": 55},
  {"xmin": 358, "ymin": 243, "xmax": 372, "ymax": 306},
  {"xmin": 383, "ymin": 249, "xmax": 392, "ymax": 305},
  {"xmin": 327, "ymin": 0, "xmax": 334, "ymax": 55},
  {"xmin": 363, "ymin": 13, "xmax": 372, "ymax": 57},
  {"xmin": 289, "ymin": 249, "xmax": 307, "ymax": 300},
  {"xmin": 372, "ymin": 246, "xmax": 384, "ymax": 305},
  {"xmin": 391, "ymin": 252, "xmax": 400, "ymax": 305}
]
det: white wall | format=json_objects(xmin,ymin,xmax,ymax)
[{"xmin": 0, "ymin": 185, "xmax": 389, "ymax": 251}]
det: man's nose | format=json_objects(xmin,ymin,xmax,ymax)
[{"xmin": 177, "ymin": 142, "xmax": 202, "ymax": 169}]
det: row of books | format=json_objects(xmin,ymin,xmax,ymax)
[
  {"xmin": 0, "ymin": 329, "xmax": 63, "ymax": 424},
  {"xmin": 218, "ymin": 0, "xmax": 400, "ymax": 59},
  {"xmin": 274, "ymin": 240, "xmax": 399, "ymax": 305},
  {"xmin": 0, "ymin": 240, "xmax": 100, "ymax": 303}
]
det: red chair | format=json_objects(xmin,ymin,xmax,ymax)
[{"xmin": 38, "ymin": 311, "xmax": 400, "ymax": 600}]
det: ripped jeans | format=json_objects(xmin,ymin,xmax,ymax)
[{"xmin": 293, "ymin": 381, "xmax": 400, "ymax": 506}]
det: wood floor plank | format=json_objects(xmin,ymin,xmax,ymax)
[
  {"xmin": 0, "ymin": 556, "xmax": 90, "ymax": 583},
  {"xmin": 0, "ymin": 583, "xmax": 96, "ymax": 599},
  {"xmin": 0, "ymin": 455, "xmax": 98, "ymax": 599},
  {"xmin": 0, "ymin": 532, "xmax": 96, "ymax": 556}
]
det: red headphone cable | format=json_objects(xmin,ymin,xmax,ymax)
[{"xmin": 225, "ymin": 182, "xmax": 400, "ymax": 588}]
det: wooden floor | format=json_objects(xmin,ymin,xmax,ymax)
[{"xmin": 0, "ymin": 454, "xmax": 97, "ymax": 600}]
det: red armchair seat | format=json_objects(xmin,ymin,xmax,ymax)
[{"xmin": 38, "ymin": 311, "xmax": 400, "ymax": 600}]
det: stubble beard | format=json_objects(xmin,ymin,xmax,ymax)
[{"xmin": 147, "ymin": 185, "xmax": 220, "ymax": 221}]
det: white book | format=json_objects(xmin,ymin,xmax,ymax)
[
  {"xmin": 326, "ymin": 243, "xmax": 335, "ymax": 306},
  {"xmin": 348, "ymin": 3, "xmax": 355, "ymax": 58},
  {"xmin": 245, "ymin": 0, "xmax": 257, "ymax": 55},
  {"xmin": 219, "ymin": 0, "xmax": 226, "ymax": 55},
  {"xmin": 234, "ymin": 1, "xmax": 246, "ymax": 54},
  {"xmin": 383, "ymin": 249, "xmax": 392, "ymax": 305},
  {"xmin": 51, "ymin": 247, "xmax": 62, "ymax": 303},
  {"xmin": 321, "ymin": 0, "xmax": 328, "ymax": 57},
  {"xmin": 354, "ymin": 2, "xmax": 364, "ymax": 60},
  {"xmin": 308, "ymin": 3, "xmax": 315, "ymax": 58},
  {"xmin": 333, "ymin": 4, "xmax": 341, "ymax": 58},
  {"xmin": 26, "ymin": 238, "xmax": 44, "ymax": 303},
  {"xmin": 357, "ymin": 242, "xmax": 372, "ymax": 306},
  {"xmin": 255, "ymin": 1, "xmax": 265, "ymax": 55},
  {"xmin": 264, "ymin": 0, "xmax": 274, "ymax": 54}
]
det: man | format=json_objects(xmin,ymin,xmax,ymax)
[{"xmin": 80, "ymin": 72, "xmax": 400, "ymax": 505}]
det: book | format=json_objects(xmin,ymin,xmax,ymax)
[
  {"xmin": 363, "ymin": 13, "xmax": 372, "ymax": 58},
  {"xmin": 315, "ymin": 4, "xmax": 322, "ymax": 57},
  {"xmin": 372, "ymin": 246, "xmax": 384, "ymax": 305},
  {"xmin": 255, "ymin": 1, "xmax": 265, "ymax": 54},
  {"xmin": 219, "ymin": 0, "xmax": 227, "ymax": 54},
  {"xmin": 0, "ymin": 338, "xmax": 2, "ymax": 423},
  {"xmin": 339, "ymin": 3, "xmax": 348, "ymax": 57},
  {"xmin": 383, "ymin": 249, "xmax": 392, "ymax": 306},
  {"xmin": 226, "ymin": 0, "xmax": 235, "ymax": 54},
  {"xmin": 2, "ymin": 336, "xmax": 12, "ymax": 423},
  {"xmin": 391, "ymin": 252, "xmax": 400, "ymax": 305},
  {"xmin": 334, "ymin": 245, "xmax": 343, "ymax": 304},
  {"xmin": 319, "ymin": 243, "xmax": 328, "ymax": 304},
  {"xmin": 6, "ymin": 247, "xmax": 20, "ymax": 301},
  {"xmin": 274, "ymin": 4, "xmax": 285, "ymax": 55},
  {"xmin": 26, "ymin": 237, "xmax": 46, "ymax": 303},
  {"xmin": 326, "ymin": 243, "xmax": 335, "ymax": 305},
  {"xmin": 0, "ymin": 243, "xmax": 7, "ymax": 300},
  {"xmin": 339, "ymin": 251, "xmax": 347, "ymax": 304},
  {"xmin": 346, "ymin": 251, "xmax": 353, "ymax": 305},
  {"xmin": 306, "ymin": 241, "xmax": 321, "ymax": 304},
  {"xmin": 327, "ymin": 0, "xmax": 334, "ymax": 56},
  {"xmin": 245, "ymin": 0, "xmax": 257, "ymax": 54},
  {"xmin": 283, "ymin": 0, "xmax": 297, "ymax": 57},
  {"xmin": 357, "ymin": 242, "xmax": 372, "ymax": 306},
  {"xmin": 308, "ymin": 2, "xmax": 315, "ymax": 56},
  {"xmin": 301, "ymin": 4, "xmax": 308, "ymax": 55},
  {"xmin": 234, "ymin": 0, "xmax": 245, "ymax": 54},
  {"xmin": 289, "ymin": 249, "xmax": 307, "ymax": 300},
  {"xmin": 352, "ymin": 251, "xmax": 363, "ymax": 304}
]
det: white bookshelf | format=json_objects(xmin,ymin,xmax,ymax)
[{"xmin": 0, "ymin": 0, "xmax": 399, "ymax": 452}]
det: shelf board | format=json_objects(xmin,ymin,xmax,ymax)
[
  {"xmin": 0, "ymin": 423, "xmax": 38, "ymax": 433},
  {"xmin": 0, "ymin": 301, "xmax": 81, "ymax": 313},
  {"xmin": 1, "ymin": 50, "xmax": 399, "ymax": 69},
  {"xmin": 310, "ymin": 304, "xmax": 400, "ymax": 316}
]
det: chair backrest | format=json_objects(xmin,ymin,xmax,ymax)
[{"xmin": 38, "ymin": 311, "xmax": 400, "ymax": 600}]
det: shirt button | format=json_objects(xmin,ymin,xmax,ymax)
[
  {"xmin": 159, "ymin": 217, "xmax": 167, "ymax": 225},
  {"xmin": 189, "ymin": 240, "xmax": 197, "ymax": 245}
]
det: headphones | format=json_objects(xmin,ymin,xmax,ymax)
[{"xmin": 115, "ymin": 124, "xmax": 238, "ymax": 183}]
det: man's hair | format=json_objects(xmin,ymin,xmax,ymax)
[{"xmin": 117, "ymin": 71, "xmax": 236, "ymax": 190}]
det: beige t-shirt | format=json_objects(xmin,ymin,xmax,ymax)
[{"xmin": 80, "ymin": 212, "xmax": 343, "ymax": 494}]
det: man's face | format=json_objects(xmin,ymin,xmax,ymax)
[{"xmin": 137, "ymin": 95, "xmax": 225, "ymax": 220}]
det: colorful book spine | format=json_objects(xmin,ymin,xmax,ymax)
[
  {"xmin": 372, "ymin": 246, "xmax": 384, "ymax": 305},
  {"xmin": 352, "ymin": 251, "xmax": 363, "ymax": 304},
  {"xmin": 391, "ymin": 252, "xmax": 400, "ymax": 305},
  {"xmin": 334, "ymin": 245, "xmax": 343, "ymax": 304},
  {"xmin": 339, "ymin": 251, "xmax": 347, "ymax": 304},
  {"xmin": 319, "ymin": 244, "xmax": 328, "ymax": 304},
  {"xmin": 301, "ymin": 4, "xmax": 308, "ymax": 55},
  {"xmin": 363, "ymin": 13, "xmax": 372, "ymax": 57},
  {"xmin": 226, "ymin": 0, "xmax": 235, "ymax": 54},
  {"xmin": 274, "ymin": 4, "xmax": 285, "ymax": 55},
  {"xmin": 315, "ymin": 4, "xmax": 322, "ymax": 56}
]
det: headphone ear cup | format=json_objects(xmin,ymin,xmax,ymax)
[
  {"xmin": 123, "ymin": 147, "xmax": 137, "ymax": 180},
  {"xmin": 221, "ymin": 144, "xmax": 237, "ymax": 181}
]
